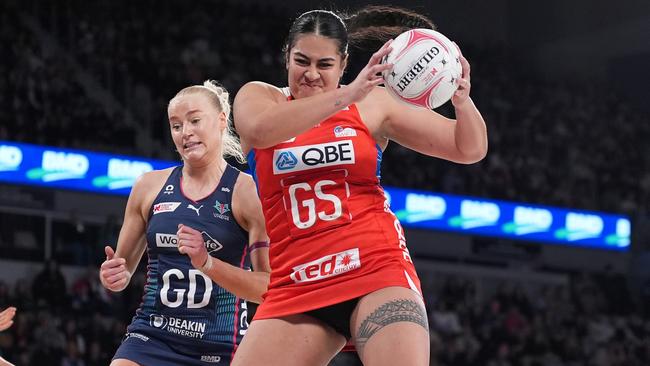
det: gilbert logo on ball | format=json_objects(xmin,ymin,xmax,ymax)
[{"xmin": 382, "ymin": 29, "xmax": 461, "ymax": 109}]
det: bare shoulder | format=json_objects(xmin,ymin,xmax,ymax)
[
  {"xmin": 130, "ymin": 167, "xmax": 176, "ymax": 207},
  {"xmin": 235, "ymin": 81, "xmax": 285, "ymax": 103},
  {"xmin": 232, "ymin": 171, "xmax": 261, "ymax": 229},
  {"xmin": 135, "ymin": 167, "xmax": 175, "ymax": 189},
  {"xmin": 370, "ymin": 86, "xmax": 397, "ymax": 105},
  {"xmin": 357, "ymin": 87, "xmax": 395, "ymax": 116},
  {"xmin": 233, "ymin": 171, "xmax": 258, "ymax": 197},
  {"xmin": 356, "ymin": 87, "xmax": 396, "ymax": 144}
]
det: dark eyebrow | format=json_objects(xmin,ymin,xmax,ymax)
[{"xmin": 293, "ymin": 51, "xmax": 336, "ymax": 63}]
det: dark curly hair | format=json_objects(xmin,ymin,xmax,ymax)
[{"xmin": 282, "ymin": 5, "xmax": 436, "ymax": 61}]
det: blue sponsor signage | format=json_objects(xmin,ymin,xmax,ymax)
[
  {"xmin": 0, "ymin": 140, "xmax": 631, "ymax": 250},
  {"xmin": 0, "ymin": 141, "xmax": 176, "ymax": 196},
  {"xmin": 386, "ymin": 187, "xmax": 630, "ymax": 251}
]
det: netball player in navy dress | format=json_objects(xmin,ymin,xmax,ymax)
[{"xmin": 99, "ymin": 81, "xmax": 270, "ymax": 366}]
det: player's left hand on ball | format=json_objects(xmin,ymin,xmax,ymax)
[
  {"xmin": 451, "ymin": 43, "xmax": 472, "ymax": 108},
  {"xmin": 177, "ymin": 224, "xmax": 208, "ymax": 269},
  {"xmin": 348, "ymin": 39, "xmax": 394, "ymax": 103}
]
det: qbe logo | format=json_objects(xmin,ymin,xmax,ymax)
[
  {"xmin": 275, "ymin": 151, "xmax": 298, "ymax": 171},
  {"xmin": 290, "ymin": 248, "xmax": 360, "ymax": 283},
  {"xmin": 273, "ymin": 140, "xmax": 355, "ymax": 174}
]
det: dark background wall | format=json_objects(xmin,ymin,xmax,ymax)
[{"xmin": 246, "ymin": 0, "xmax": 650, "ymax": 107}]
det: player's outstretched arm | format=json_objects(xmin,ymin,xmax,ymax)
[
  {"xmin": 234, "ymin": 41, "xmax": 393, "ymax": 151},
  {"xmin": 100, "ymin": 171, "xmax": 161, "ymax": 291}
]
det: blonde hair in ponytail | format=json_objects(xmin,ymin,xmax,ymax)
[{"xmin": 171, "ymin": 80, "xmax": 245, "ymax": 163}]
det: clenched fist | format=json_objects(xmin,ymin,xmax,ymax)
[{"xmin": 99, "ymin": 246, "xmax": 131, "ymax": 292}]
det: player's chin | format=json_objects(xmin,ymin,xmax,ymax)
[{"xmin": 182, "ymin": 149, "xmax": 207, "ymax": 162}]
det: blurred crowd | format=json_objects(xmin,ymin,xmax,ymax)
[
  {"xmin": 1, "ymin": 2, "xmax": 649, "ymax": 364},
  {"xmin": 2, "ymin": 0, "xmax": 648, "ymax": 216},
  {"xmin": 0, "ymin": 261, "xmax": 647, "ymax": 366},
  {"xmin": 1, "ymin": 0, "xmax": 287, "ymax": 158},
  {"xmin": 422, "ymin": 271, "xmax": 649, "ymax": 366},
  {"xmin": 0, "ymin": 261, "xmax": 142, "ymax": 366}
]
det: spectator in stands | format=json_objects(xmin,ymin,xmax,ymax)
[{"xmin": 32, "ymin": 259, "xmax": 68, "ymax": 309}]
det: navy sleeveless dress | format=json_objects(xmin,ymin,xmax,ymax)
[{"xmin": 113, "ymin": 164, "xmax": 251, "ymax": 365}]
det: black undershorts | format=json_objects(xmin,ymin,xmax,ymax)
[{"xmin": 304, "ymin": 297, "xmax": 360, "ymax": 340}]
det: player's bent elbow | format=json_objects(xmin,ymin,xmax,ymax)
[
  {"xmin": 244, "ymin": 132, "xmax": 270, "ymax": 150},
  {"xmin": 244, "ymin": 125, "xmax": 281, "ymax": 150},
  {"xmin": 457, "ymin": 145, "xmax": 488, "ymax": 164},
  {"xmin": 238, "ymin": 120, "xmax": 266, "ymax": 149}
]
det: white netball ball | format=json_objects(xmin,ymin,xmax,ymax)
[{"xmin": 382, "ymin": 29, "xmax": 462, "ymax": 109}]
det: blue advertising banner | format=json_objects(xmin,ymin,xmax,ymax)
[
  {"xmin": 0, "ymin": 140, "xmax": 631, "ymax": 250},
  {"xmin": 385, "ymin": 187, "xmax": 630, "ymax": 251},
  {"xmin": 0, "ymin": 141, "xmax": 177, "ymax": 196}
]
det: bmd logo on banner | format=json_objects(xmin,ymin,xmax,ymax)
[
  {"xmin": 92, "ymin": 158, "xmax": 153, "ymax": 190},
  {"xmin": 449, "ymin": 200, "xmax": 500, "ymax": 229},
  {"xmin": 556, "ymin": 213, "xmax": 604, "ymax": 242},
  {"xmin": 503, "ymin": 206, "xmax": 553, "ymax": 236},
  {"xmin": 27, "ymin": 150, "xmax": 89, "ymax": 182}
]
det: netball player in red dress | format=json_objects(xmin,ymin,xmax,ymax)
[{"xmin": 232, "ymin": 7, "xmax": 487, "ymax": 366}]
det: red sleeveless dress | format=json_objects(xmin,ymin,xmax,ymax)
[{"xmin": 247, "ymin": 98, "xmax": 422, "ymax": 319}]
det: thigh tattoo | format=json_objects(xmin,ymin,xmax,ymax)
[{"xmin": 355, "ymin": 299, "xmax": 428, "ymax": 354}]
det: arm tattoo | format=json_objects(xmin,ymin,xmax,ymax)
[{"xmin": 355, "ymin": 299, "xmax": 429, "ymax": 355}]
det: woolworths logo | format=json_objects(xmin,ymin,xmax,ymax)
[
  {"xmin": 26, "ymin": 151, "xmax": 89, "ymax": 182},
  {"xmin": 92, "ymin": 158, "xmax": 153, "ymax": 190},
  {"xmin": 449, "ymin": 200, "xmax": 500, "ymax": 229}
]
